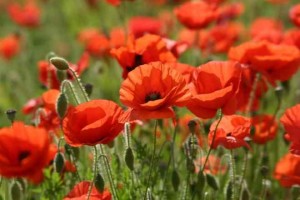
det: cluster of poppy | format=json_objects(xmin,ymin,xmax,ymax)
[{"xmin": 2, "ymin": 0, "xmax": 300, "ymax": 198}]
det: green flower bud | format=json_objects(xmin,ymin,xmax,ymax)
[{"xmin": 50, "ymin": 57, "xmax": 69, "ymax": 70}]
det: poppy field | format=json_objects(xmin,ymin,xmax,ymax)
[{"xmin": 2, "ymin": 0, "xmax": 300, "ymax": 199}]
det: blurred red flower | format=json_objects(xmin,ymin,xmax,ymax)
[
  {"xmin": 228, "ymin": 41, "xmax": 300, "ymax": 83},
  {"xmin": 195, "ymin": 155, "xmax": 227, "ymax": 175},
  {"xmin": 251, "ymin": 114, "xmax": 278, "ymax": 144},
  {"xmin": 64, "ymin": 181, "xmax": 112, "ymax": 200},
  {"xmin": 187, "ymin": 61, "xmax": 242, "ymax": 119},
  {"xmin": 290, "ymin": 4, "xmax": 300, "ymax": 28},
  {"xmin": 250, "ymin": 18, "xmax": 283, "ymax": 43},
  {"xmin": 208, "ymin": 115, "xmax": 251, "ymax": 149},
  {"xmin": 129, "ymin": 16, "xmax": 163, "ymax": 38},
  {"xmin": 0, "ymin": 122, "xmax": 50, "ymax": 183},
  {"xmin": 280, "ymin": 104, "xmax": 300, "ymax": 155},
  {"xmin": 63, "ymin": 100, "xmax": 124, "ymax": 147},
  {"xmin": 120, "ymin": 62, "xmax": 191, "ymax": 121},
  {"xmin": 111, "ymin": 34, "xmax": 176, "ymax": 79},
  {"xmin": 0, "ymin": 34, "xmax": 20, "ymax": 60},
  {"xmin": 174, "ymin": 1, "xmax": 216, "ymax": 30},
  {"xmin": 274, "ymin": 153, "xmax": 300, "ymax": 188},
  {"xmin": 7, "ymin": 0, "xmax": 40, "ymax": 27}
]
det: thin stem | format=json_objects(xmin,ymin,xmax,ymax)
[
  {"xmin": 144, "ymin": 120, "xmax": 158, "ymax": 200},
  {"xmin": 61, "ymin": 80, "xmax": 80, "ymax": 105},
  {"xmin": 238, "ymin": 150, "xmax": 248, "ymax": 199},
  {"xmin": 68, "ymin": 67, "xmax": 90, "ymax": 102},
  {"xmin": 87, "ymin": 146, "xmax": 98, "ymax": 200},
  {"xmin": 99, "ymin": 145, "xmax": 119, "ymax": 200},
  {"xmin": 201, "ymin": 110, "xmax": 223, "ymax": 173},
  {"xmin": 181, "ymin": 173, "xmax": 190, "ymax": 200},
  {"xmin": 230, "ymin": 149, "xmax": 236, "ymax": 200},
  {"xmin": 246, "ymin": 73, "xmax": 261, "ymax": 116}
]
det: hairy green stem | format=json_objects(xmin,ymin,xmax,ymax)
[
  {"xmin": 144, "ymin": 120, "xmax": 158, "ymax": 200},
  {"xmin": 87, "ymin": 146, "xmax": 98, "ymax": 200},
  {"xmin": 230, "ymin": 150, "xmax": 236, "ymax": 200},
  {"xmin": 68, "ymin": 67, "xmax": 89, "ymax": 102},
  {"xmin": 201, "ymin": 110, "xmax": 223, "ymax": 173},
  {"xmin": 99, "ymin": 145, "xmax": 119, "ymax": 200}
]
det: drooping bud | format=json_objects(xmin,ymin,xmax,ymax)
[
  {"xmin": 188, "ymin": 119, "xmax": 197, "ymax": 134},
  {"xmin": 84, "ymin": 83, "xmax": 93, "ymax": 97},
  {"xmin": 206, "ymin": 173, "xmax": 219, "ymax": 190},
  {"xmin": 6, "ymin": 109, "xmax": 17, "ymax": 123},
  {"xmin": 50, "ymin": 57, "xmax": 69, "ymax": 70},
  {"xmin": 56, "ymin": 93, "xmax": 68, "ymax": 119},
  {"xmin": 94, "ymin": 173, "xmax": 105, "ymax": 193},
  {"xmin": 172, "ymin": 169, "xmax": 180, "ymax": 191},
  {"xmin": 54, "ymin": 152, "xmax": 65, "ymax": 173},
  {"xmin": 10, "ymin": 181, "xmax": 23, "ymax": 200},
  {"xmin": 125, "ymin": 147, "xmax": 134, "ymax": 171}
]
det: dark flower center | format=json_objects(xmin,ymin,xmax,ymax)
[
  {"xmin": 18, "ymin": 151, "xmax": 30, "ymax": 162},
  {"xmin": 226, "ymin": 133, "xmax": 232, "ymax": 137},
  {"xmin": 145, "ymin": 92, "xmax": 162, "ymax": 103},
  {"xmin": 126, "ymin": 54, "xmax": 143, "ymax": 72}
]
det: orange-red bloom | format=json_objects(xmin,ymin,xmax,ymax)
[
  {"xmin": 0, "ymin": 122, "xmax": 50, "ymax": 183},
  {"xmin": 274, "ymin": 153, "xmax": 300, "ymax": 187},
  {"xmin": 208, "ymin": 115, "xmax": 251, "ymax": 149},
  {"xmin": 129, "ymin": 16, "xmax": 163, "ymax": 38},
  {"xmin": 228, "ymin": 41, "xmax": 300, "ymax": 83},
  {"xmin": 63, "ymin": 100, "xmax": 124, "ymax": 147},
  {"xmin": 7, "ymin": 0, "xmax": 40, "ymax": 27},
  {"xmin": 280, "ymin": 104, "xmax": 300, "ymax": 155},
  {"xmin": 290, "ymin": 4, "xmax": 300, "ymax": 28},
  {"xmin": 120, "ymin": 62, "xmax": 191, "ymax": 121},
  {"xmin": 251, "ymin": 114, "xmax": 278, "ymax": 144},
  {"xmin": 174, "ymin": 1, "xmax": 216, "ymax": 30},
  {"xmin": 64, "ymin": 181, "xmax": 112, "ymax": 200},
  {"xmin": 198, "ymin": 22, "xmax": 243, "ymax": 54},
  {"xmin": 250, "ymin": 18, "xmax": 283, "ymax": 43},
  {"xmin": 0, "ymin": 34, "xmax": 20, "ymax": 60},
  {"xmin": 111, "ymin": 34, "xmax": 176, "ymax": 78},
  {"xmin": 195, "ymin": 155, "xmax": 227, "ymax": 175},
  {"xmin": 187, "ymin": 61, "xmax": 241, "ymax": 119}
]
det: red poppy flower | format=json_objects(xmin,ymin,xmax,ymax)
[
  {"xmin": 22, "ymin": 97, "xmax": 42, "ymax": 115},
  {"xmin": 174, "ymin": 1, "xmax": 216, "ymax": 30},
  {"xmin": 228, "ymin": 41, "xmax": 300, "ymax": 83},
  {"xmin": 64, "ymin": 181, "xmax": 112, "ymax": 200},
  {"xmin": 172, "ymin": 62, "xmax": 195, "ymax": 83},
  {"xmin": 62, "ymin": 100, "xmax": 124, "ymax": 147},
  {"xmin": 274, "ymin": 153, "xmax": 300, "ymax": 188},
  {"xmin": 290, "ymin": 4, "xmax": 300, "ymax": 28},
  {"xmin": 208, "ymin": 115, "xmax": 251, "ymax": 149},
  {"xmin": 251, "ymin": 114, "xmax": 278, "ymax": 144},
  {"xmin": 198, "ymin": 22, "xmax": 243, "ymax": 54},
  {"xmin": 235, "ymin": 67, "xmax": 268, "ymax": 112},
  {"xmin": 111, "ymin": 34, "xmax": 176, "ymax": 79},
  {"xmin": 7, "ymin": 1, "xmax": 40, "ymax": 27},
  {"xmin": 195, "ymin": 155, "xmax": 227, "ymax": 175},
  {"xmin": 282, "ymin": 29, "xmax": 300, "ymax": 49},
  {"xmin": 119, "ymin": 62, "xmax": 191, "ymax": 121},
  {"xmin": 280, "ymin": 104, "xmax": 300, "ymax": 155},
  {"xmin": 0, "ymin": 122, "xmax": 50, "ymax": 183},
  {"xmin": 250, "ymin": 18, "xmax": 283, "ymax": 43},
  {"xmin": 0, "ymin": 34, "xmax": 20, "ymax": 60},
  {"xmin": 38, "ymin": 52, "xmax": 90, "ymax": 89},
  {"xmin": 42, "ymin": 89, "xmax": 60, "ymax": 112},
  {"xmin": 216, "ymin": 3, "xmax": 244, "ymax": 23},
  {"xmin": 129, "ymin": 16, "xmax": 163, "ymax": 38},
  {"xmin": 187, "ymin": 61, "xmax": 242, "ymax": 119}
]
